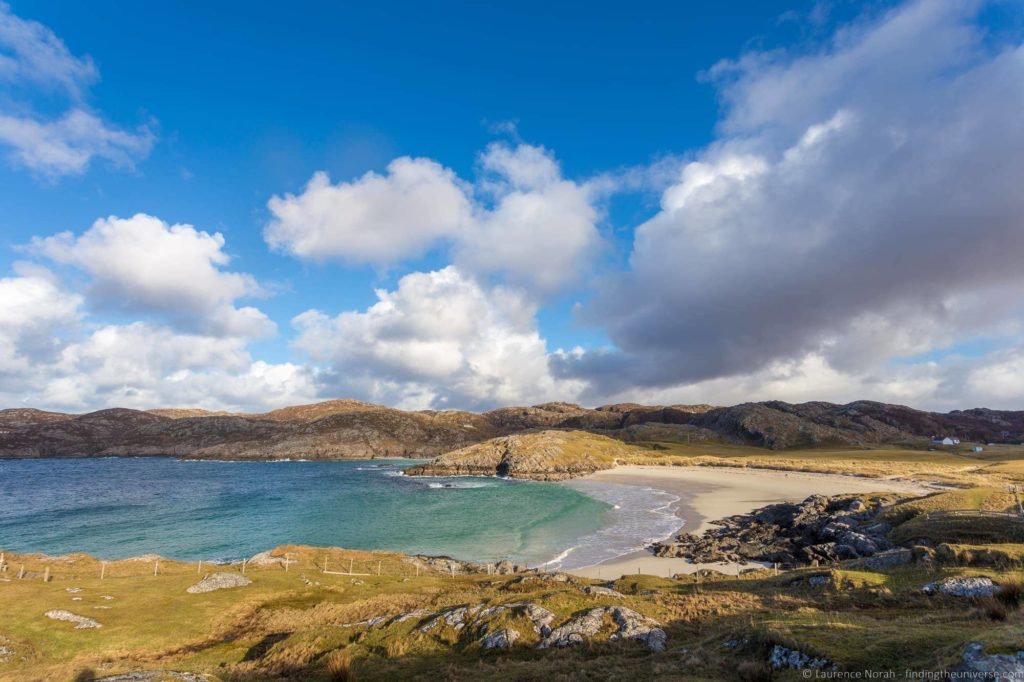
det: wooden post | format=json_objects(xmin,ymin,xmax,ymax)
[
  {"xmin": 348, "ymin": 558, "xmax": 353, "ymax": 575},
  {"xmin": 198, "ymin": 560, "xmax": 202, "ymax": 574},
  {"xmin": 284, "ymin": 554, "xmax": 289, "ymax": 572},
  {"xmin": 153, "ymin": 560, "xmax": 159, "ymax": 577},
  {"xmin": 415, "ymin": 564, "xmax": 419, "ymax": 577},
  {"xmin": 43, "ymin": 566, "xmax": 50, "ymax": 582},
  {"xmin": 18, "ymin": 565, "xmax": 24, "ymax": 579},
  {"xmin": 323, "ymin": 557, "xmax": 328, "ymax": 574},
  {"xmin": 241, "ymin": 559, "xmax": 247, "ymax": 575},
  {"xmin": 377, "ymin": 561, "xmax": 381, "ymax": 576},
  {"xmin": 101, "ymin": 562, "xmax": 106, "ymax": 580},
  {"xmin": 450, "ymin": 564, "xmax": 455, "ymax": 578}
]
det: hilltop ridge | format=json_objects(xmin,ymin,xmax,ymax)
[{"xmin": 0, "ymin": 398, "xmax": 1021, "ymax": 460}]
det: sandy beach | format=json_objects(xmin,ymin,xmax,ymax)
[{"xmin": 566, "ymin": 465, "xmax": 932, "ymax": 580}]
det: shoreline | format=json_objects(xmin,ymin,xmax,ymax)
[{"xmin": 564, "ymin": 465, "xmax": 933, "ymax": 579}]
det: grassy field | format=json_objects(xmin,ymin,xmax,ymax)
[
  {"xmin": 617, "ymin": 440, "xmax": 1024, "ymax": 485},
  {"xmin": 4, "ymin": 542, "xmax": 1024, "ymax": 681}
]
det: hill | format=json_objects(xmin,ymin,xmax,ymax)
[{"xmin": 0, "ymin": 398, "xmax": 1021, "ymax": 460}]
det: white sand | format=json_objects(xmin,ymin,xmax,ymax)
[{"xmin": 565, "ymin": 465, "xmax": 931, "ymax": 580}]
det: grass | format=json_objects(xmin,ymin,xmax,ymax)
[{"xmin": 7, "ymin": 544, "xmax": 1024, "ymax": 680}]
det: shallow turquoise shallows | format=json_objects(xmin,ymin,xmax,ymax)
[{"xmin": 0, "ymin": 458, "xmax": 619, "ymax": 568}]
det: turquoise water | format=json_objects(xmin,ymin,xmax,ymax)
[
  {"xmin": 0, "ymin": 458, "xmax": 606, "ymax": 567},
  {"xmin": 0, "ymin": 458, "xmax": 685, "ymax": 569}
]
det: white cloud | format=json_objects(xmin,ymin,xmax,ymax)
[
  {"xmin": 265, "ymin": 158, "xmax": 472, "ymax": 264},
  {"xmin": 0, "ymin": 109, "xmax": 154, "ymax": 176},
  {"xmin": 558, "ymin": 0, "xmax": 1024, "ymax": 401},
  {"xmin": 0, "ymin": 270, "xmax": 81, "ymax": 376},
  {"xmin": 0, "ymin": 3, "xmax": 154, "ymax": 177},
  {"xmin": 0, "ymin": 1, "xmax": 96, "ymax": 96},
  {"xmin": 34, "ymin": 213, "xmax": 274, "ymax": 338},
  {"xmin": 266, "ymin": 143, "xmax": 602, "ymax": 297},
  {"xmin": 454, "ymin": 143, "xmax": 601, "ymax": 296},
  {"xmin": 31, "ymin": 322, "xmax": 317, "ymax": 411},
  {"xmin": 293, "ymin": 266, "xmax": 581, "ymax": 410}
]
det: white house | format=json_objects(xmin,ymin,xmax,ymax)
[{"xmin": 932, "ymin": 437, "xmax": 960, "ymax": 446}]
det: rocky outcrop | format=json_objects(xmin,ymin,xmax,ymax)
[
  {"xmin": 539, "ymin": 606, "xmax": 666, "ymax": 652},
  {"xmin": 480, "ymin": 628, "xmax": 519, "ymax": 649},
  {"xmin": 952, "ymin": 643, "xmax": 1024, "ymax": 680},
  {"xmin": 44, "ymin": 610, "xmax": 101, "ymax": 629},
  {"xmin": 186, "ymin": 572, "xmax": 252, "ymax": 594},
  {"xmin": 653, "ymin": 494, "xmax": 903, "ymax": 567},
  {"xmin": 768, "ymin": 645, "xmax": 836, "ymax": 671},
  {"xmin": 404, "ymin": 430, "xmax": 631, "ymax": 480},
  {"xmin": 922, "ymin": 576, "xmax": 999, "ymax": 598}
]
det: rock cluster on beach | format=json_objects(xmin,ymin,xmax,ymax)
[{"xmin": 653, "ymin": 493, "xmax": 907, "ymax": 567}]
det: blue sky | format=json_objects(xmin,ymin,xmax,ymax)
[{"xmin": 2, "ymin": 0, "xmax": 1023, "ymax": 412}]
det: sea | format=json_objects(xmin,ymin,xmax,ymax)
[{"xmin": 0, "ymin": 458, "xmax": 683, "ymax": 571}]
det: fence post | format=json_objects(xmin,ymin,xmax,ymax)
[
  {"xmin": 43, "ymin": 566, "xmax": 50, "ymax": 583},
  {"xmin": 198, "ymin": 560, "xmax": 202, "ymax": 574},
  {"xmin": 101, "ymin": 562, "xmax": 106, "ymax": 580},
  {"xmin": 154, "ymin": 560, "xmax": 159, "ymax": 577},
  {"xmin": 349, "ymin": 558, "xmax": 354, "ymax": 575}
]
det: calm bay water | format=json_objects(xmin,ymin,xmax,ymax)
[{"xmin": 0, "ymin": 458, "xmax": 683, "ymax": 569}]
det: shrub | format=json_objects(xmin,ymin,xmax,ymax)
[
  {"xmin": 997, "ymin": 579, "xmax": 1024, "ymax": 608},
  {"xmin": 978, "ymin": 596, "xmax": 1008, "ymax": 621},
  {"xmin": 737, "ymin": 660, "xmax": 773, "ymax": 682},
  {"xmin": 325, "ymin": 650, "xmax": 354, "ymax": 682}
]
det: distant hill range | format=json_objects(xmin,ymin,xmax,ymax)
[{"xmin": 0, "ymin": 399, "xmax": 1021, "ymax": 460}]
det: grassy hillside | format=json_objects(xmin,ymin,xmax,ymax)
[{"xmin": 4, "ymin": 541, "xmax": 1024, "ymax": 680}]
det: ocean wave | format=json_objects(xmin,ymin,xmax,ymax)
[
  {"xmin": 542, "ymin": 480, "xmax": 684, "ymax": 571},
  {"xmin": 426, "ymin": 480, "xmax": 492, "ymax": 489}
]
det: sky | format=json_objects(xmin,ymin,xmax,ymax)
[{"xmin": 1, "ymin": 0, "xmax": 1023, "ymax": 414}]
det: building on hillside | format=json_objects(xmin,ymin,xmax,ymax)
[{"xmin": 932, "ymin": 436, "xmax": 960, "ymax": 446}]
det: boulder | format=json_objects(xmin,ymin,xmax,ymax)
[
  {"xmin": 854, "ymin": 548, "xmax": 913, "ymax": 571},
  {"xmin": 922, "ymin": 576, "xmax": 998, "ymax": 598},
  {"xmin": 186, "ymin": 572, "xmax": 252, "ymax": 594},
  {"xmin": 480, "ymin": 628, "xmax": 520, "ymax": 649},
  {"xmin": 768, "ymin": 644, "xmax": 836, "ymax": 671},
  {"xmin": 952, "ymin": 643, "xmax": 1024, "ymax": 680},
  {"xmin": 583, "ymin": 585, "xmax": 624, "ymax": 598},
  {"xmin": 44, "ymin": 609, "xmax": 101, "ymax": 629}
]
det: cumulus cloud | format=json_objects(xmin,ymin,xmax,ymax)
[
  {"xmin": 0, "ymin": 3, "xmax": 153, "ymax": 176},
  {"xmin": 557, "ymin": 0, "xmax": 1024, "ymax": 400},
  {"xmin": 293, "ymin": 266, "xmax": 581, "ymax": 410},
  {"xmin": 0, "ymin": 268, "xmax": 315, "ymax": 412},
  {"xmin": 33, "ymin": 213, "xmax": 274, "ymax": 339},
  {"xmin": 265, "ymin": 158, "xmax": 472, "ymax": 264},
  {"xmin": 266, "ymin": 142, "xmax": 601, "ymax": 297},
  {"xmin": 0, "ymin": 269, "xmax": 81, "ymax": 378},
  {"xmin": 31, "ymin": 323, "xmax": 317, "ymax": 411}
]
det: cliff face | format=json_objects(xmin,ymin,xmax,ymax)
[
  {"xmin": 0, "ymin": 398, "xmax": 1021, "ymax": 460},
  {"xmin": 403, "ymin": 430, "xmax": 630, "ymax": 480}
]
